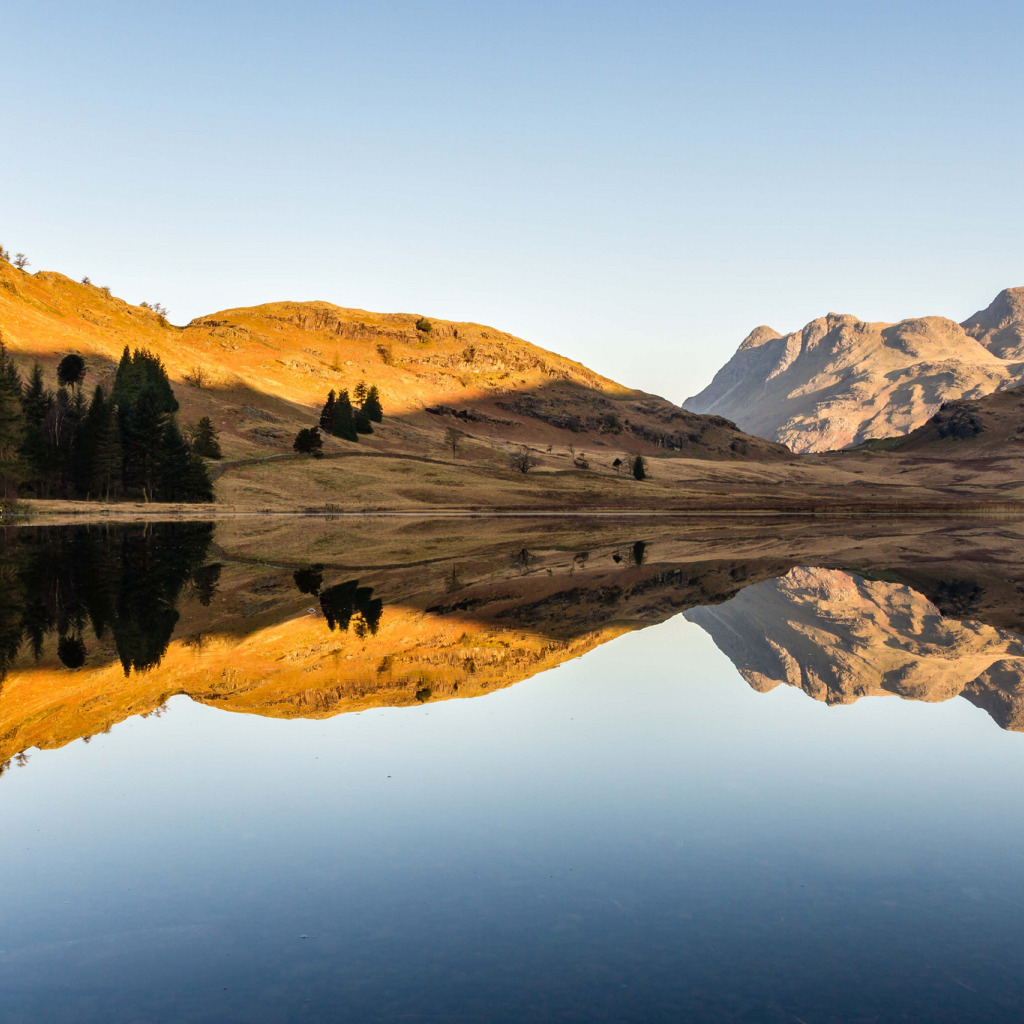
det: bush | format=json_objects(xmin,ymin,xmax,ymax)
[{"xmin": 415, "ymin": 317, "xmax": 432, "ymax": 333}]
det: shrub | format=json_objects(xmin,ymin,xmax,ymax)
[{"xmin": 415, "ymin": 316, "xmax": 432, "ymax": 333}]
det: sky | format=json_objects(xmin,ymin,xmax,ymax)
[{"xmin": 2, "ymin": 0, "xmax": 1022, "ymax": 401}]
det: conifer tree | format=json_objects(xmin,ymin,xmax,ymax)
[
  {"xmin": 21, "ymin": 364, "xmax": 52, "ymax": 428},
  {"xmin": 354, "ymin": 381, "xmax": 367, "ymax": 403},
  {"xmin": 354, "ymin": 407, "xmax": 373, "ymax": 434},
  {"xmin": 632, "ymin": 455, "xmax": 646, "ymax": 480},
  {"xmin": 362, "ymin": 384, "xmax": 383, "ymax": 423},
  {"xmin": 190, "ymin": 416, "xmax": 222, "ymax": 459},
  {"xmin": 294, "ymin": 426, "xmax": 323, "ymax": 456},
  {"xmin": 78, "ymin": 386, "xmax": 121, "ymax": 499},
  {"xmin": 156, "ymin": 420, "xmax": 199, "ymax": 501},
  {"xmin": 122, "ymin": 386, "xmax": 167, "ymax": 500},
  {"xmin": 319, "ymin": 390, "xmax": 336, "ymax": 432},
  {"xmin": 331, "ymin": 390, "xmax": 358, "ymax": 441},
  {"xmin": 0, "ymin": 343, "xmax": 24, "ymax": 502}
]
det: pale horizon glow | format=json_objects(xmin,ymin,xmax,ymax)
[{"xmin": 2, "ymin": 1, "xmax": 1022, "ymax": 402}]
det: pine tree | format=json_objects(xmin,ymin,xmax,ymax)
[
  {"xmin": 294, "ymin": 426, "xmax": 323, "ymax": 456},
  {"xmin": 319, "ymin": 390, "xmax": 336, "ymax": 432},
  {"xmin": 362, "ymin": 384, "xmax": 383, "ymax": 423},
  {"xmin": 191, "ymin": 416, "xmax": 222, "ymax": 459},
  {"xmin": 156, "ymin": 420, "xmax": 195, "ymax": 500},
  {"xmin": 354, "ymin": 407, "xmax": 373, "ymax": 434},
  {"xmin": 78, "ymin": 386, "xmax": 121, "ymax": 499},
  {"xmin": 112, "ymin": 348, "xmax": 178, "ymax": 417},
  {"xmin": 21, "ymin": 364, "xmax": 52, "ymax": 427},
  {"xmin": 632, "ymin": 455, "xmax": 646, "ymax": 481},
  {"xmin": 353, "ymin": 381, "xmax": 367, "ymax": 403},
  {"xmin": 121, "ymin": 386, "xmax": 167, "ymax": 500},
  {"xmin": 0, "ymin": 343, "xmax": 24, "ymax": 502},
  {"xmin": 331, "ymin": 390, "xmax": 358, "ymax": 441}
]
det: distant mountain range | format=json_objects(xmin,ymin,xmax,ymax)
[{"xmin": 685, "ymin": 288, "xmax": 1024, "ymax": 452}]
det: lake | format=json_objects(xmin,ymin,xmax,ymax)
[{"xmin": 1, "ymin": 516, "xmax": 1023, "ymax": 1023}]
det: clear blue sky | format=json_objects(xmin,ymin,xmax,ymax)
[{"xmin": 2, "ymin": 0, "xmax": 1022, "ymax": 401}]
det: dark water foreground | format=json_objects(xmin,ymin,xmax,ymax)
[{"xmin": 1, "ymin": 517, "xmax": 1023, "ymax": 1023}]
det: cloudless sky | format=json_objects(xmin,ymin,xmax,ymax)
[{"xmin": 2, "ymin": 0, "xmax": 1022, "ymax": 400}]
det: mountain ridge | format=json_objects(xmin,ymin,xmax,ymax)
[{"xmin": 685, "ymin": 288, "xmax": 1024, "ymax": 452}]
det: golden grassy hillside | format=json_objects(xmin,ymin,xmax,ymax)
[{"xmin": 0, "ymin": 260, "xmax": 788, "ymax": 467}]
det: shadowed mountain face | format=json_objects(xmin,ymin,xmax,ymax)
[
  {"xmin": 685, "ymin": 288, "xmax": 1024, "ymax": 452},
  {"xmin": 3, "ymin": 516, "xmax": 1024, "ymax": 770},
  {"xmin": 685, "ymin": 567, "xmax": 1024, "ymax": 730}
]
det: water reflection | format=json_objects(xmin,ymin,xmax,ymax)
[
  {"xmin": 686, "ymin": 566, "xmax": 1024, "ymax": 730},
  {"xmin": 0, "ymin": 523, "xmax": 218, "ymax": 677},
  {"xmin": 2, "ymin": 517, "xmax": 1024, "ymax": 770}
]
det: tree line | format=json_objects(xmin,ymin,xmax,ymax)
[
  {"xmin": 0, "ymin": 344, "xmax": 215, "ymax": 504},
  {"xmin": 294, "ymin": 381, "xmax": 384, "ymax": 456}
]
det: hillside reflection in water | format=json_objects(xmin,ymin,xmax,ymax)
[{"xmin": 2, "ymin": 517, "xmax": 1024, "ymax": 1021}]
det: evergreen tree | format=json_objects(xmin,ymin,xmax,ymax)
[
  {"xmin": 362, "ymin": 384, "xmax": 383, "ymax": 422},
  {"xmin": 155, "ymin": 420, "xmax": 194, "ymax": 500},
  {"xmin": 153, "ymin": 420, "xmax": 212, "ymax": 502},
  {"xmin": 190, "ymin": 416, "xmax": 222, "ymax": 459},
  {"xmin": 319, "ymin": 390, "xmax": 336, "ymax": 432},
  {"xmin": 78, "ymin": 386, "xmax": 121, "ymax": 499},
  {"xmin": 294, "ymin": 426, "xmax": 323, "ymax": 456},
  {"xmin": 331, "ymin": 390, "xmax": 358, "ymax": 441},
  {"xmin": 112, "ymin": 348, "xmax": 178, "ymax": 417},
  {"xmin": 354, "ymin": 407, "xmax": 373, "ymax": 434},
  {"xmin": 21, "ymin": 364, "xmax": 52, "ymax": 427},
  {"xmin": 353, "ymin": 381, "xmax": 367, "ymax": 403},
  {"xmin": 632, "ymin": 455, "xmax": 646, "ymax": 481},
  {"xmin": 0, "ymin": 345, "xmax": 24, "ymax": 503},
  {"xmin": 121, "ymin": 386, "xmax": 168, "ymax": 500}
]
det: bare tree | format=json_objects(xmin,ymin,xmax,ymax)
[
  {"xmin": 0, "ymin": 245, "xmax": 10, "ymax": 262},
  {"xmin": 444, "ymin": 426, "xmax": 465, "ymax": 459},
  {"xmin": 13, "ymin": 254, "xmax": 29, "ymax": 270},
  {"xmin": 509, "ymin": 445, "xmax": 538, "ymax": 474}
]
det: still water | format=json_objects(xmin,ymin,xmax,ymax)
[{"xmin": 1, "ymin": 517, "xmax": 1023, "ymax": 1022}]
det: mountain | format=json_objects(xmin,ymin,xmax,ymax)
[
  {"xmin": 686, "ymin": 567, "xmax": 1024, "ymax": 730},
  {"xmin": 684, "ymin": 288, "xmax": 1024, "ymax": 453},
  {"xmin": 0, "ymin": 259, "xmax": 787, "ymax": 464}
]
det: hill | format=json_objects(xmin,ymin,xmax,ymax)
[
  {"xmin": 684, "ymin": 288, "xmax": 1024, "ymax": 452},
  {"xmin": 0, "ymin": 259, "xmax": 788, "ymax": 469}
]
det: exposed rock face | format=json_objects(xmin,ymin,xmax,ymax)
[
  {"xmin": 686, "ymin": 567, "xmax": 1024, "ymax": 730},
  {"xmin": 685, "ymin": 289, "xmax": 1024, "ymax": 452}
]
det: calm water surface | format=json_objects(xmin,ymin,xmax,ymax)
[{"xmin": 1, "ymin": 520, "xmax": 1023, "ymax": 1022}]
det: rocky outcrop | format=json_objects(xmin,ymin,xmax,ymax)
[{"xmin": 685, "ymin": 289, "xmax": 1024, "ymax": 452}]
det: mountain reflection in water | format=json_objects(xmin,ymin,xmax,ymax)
[{"xmin": 3, "ymin": 517, "xmax": 1024, "ymax": 771}]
